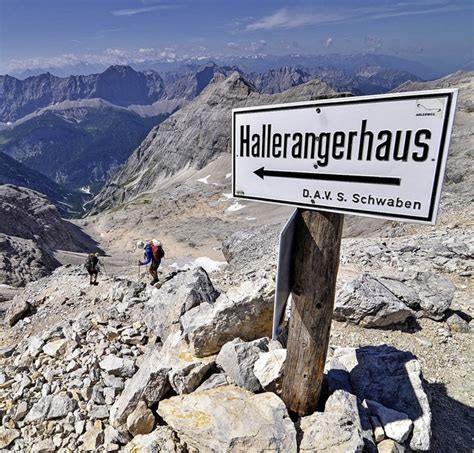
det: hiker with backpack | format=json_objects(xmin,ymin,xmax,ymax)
[
  {"xmin": 85, "ymin": 253, "xmax": 100, "ymax": 285},
  {"xmin": 138, "ymin": 239, "xmax": 165, "ymax": 285}
]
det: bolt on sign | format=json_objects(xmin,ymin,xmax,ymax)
[{"xmin": 232, "ymin": 89, "xmax": 458, "ymax": 224}]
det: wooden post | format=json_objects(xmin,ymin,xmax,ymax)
[{"xmin": 280, "ymin": 209, "xmax": 344, "ymax": 416}]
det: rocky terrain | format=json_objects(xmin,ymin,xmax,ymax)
[{"xmin": 0, "ymin": 185, "xmax": 100, "ymax": 288}]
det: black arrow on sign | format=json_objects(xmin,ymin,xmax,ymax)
[{"xmin": 253, "ymin": 167, "xmax": 401, "ymax": 186}]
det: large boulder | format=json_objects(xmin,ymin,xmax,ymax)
[
  {"xmin": 181, "ymin": 277, "xmax": 274, "ymax": 357},
  {"xmin": 334, "ymin": 274, "xmax": 414, "ymax": 327},
  {"xmin": 144, "ymin": 267, "xmax": 219, "ymax": 340},
  {"xmin": 109, "ymin": 347, "xmax": 170, "ymax": 427},
  {"xmin": 299, "ymin": 389, "xmax": 374, "ymax": 452},
  {"xmin": 158, "ymin": 385, "xmax": 297, "ymax": 452},
  {"xmin": 326, "ymin": 345, "xmax": 431, "ymax": 451},
  {"xmin": 216, "ymin": 337, "xmax": 270, "ymax": 392},
  {"xmin": 380, "ymin": 272, "xmax": 455, "ymax": 320}
]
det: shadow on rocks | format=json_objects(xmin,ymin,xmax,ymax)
[{"xmin": 427, "ymin": 382, "xmax": 474, "ymax": 453}]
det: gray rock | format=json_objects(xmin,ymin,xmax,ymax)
[
  {"xmin": 181, "ymin": 277, "xmax": 274, "ymax": 357},
  {"xmin": 99, "ymin": 355, "xmax": 136, "ymax": 378},
  {"xmin": 42, "ymin": 339, "xmax": 69, "ymax": 357},
  {"xmin": 300, "ymin": 389, "xmax": 373, "ymax": 452},
  {"xmin": 377, "ymin": 276, "xmax": 421, "ymax": 310},
  {"xmin": 380, "ymin": 272, "xmax": 455, "ymax": 320},
  {"xmin": 334, "ymin": 274, "xmax": 414, "ymax": 327},
  {"xmin": 108, "ymin": 279, "xmax": 146, "ymax": 303},
  {"xmin": 0, "ymin": 233, "xmax": 60, "ymax": 288},
  {"xmin": 31, "ymin": 438, "xmax": 56, "ymax": 453},
  {"xmin": 109, "ymin": 347, "xmax": 170, "ymax": 427},
  {"xmin": 222, "ymin": 223, "xmax": 281, "ymax": 278},
  {"xmin": 253, "ymin": 348, "xmax": 287, "ymax": 393},
  {"xmin": 26, "ymin": 336, "xmax": 44, "ymax": 357},
  {"xmin": 364, "ymin": 399, "xmax": 413, "ymax": 444},
  {"xmin": 14, "ymin": 400, "xmax": 29, "ymax": 421},
  {"xmin": 216, "ymin": 337, "xmax": 270, "ymax": 392},
  {"xmin": 446, "ymin": 313, "xmax": 470, "ymax": 333},
  {"xmin": 5, "ymin": 299, "xmax": 32, "ymax": 326},
  {"xmin": 329, "ymin": 345, "xmax": 431, "ymax": 451},
  {"xmin": 47, "ymin": 393, "xmax": 76, "ymax": 419},
  {"xmin": 123, "ymin": 426, "xmax": 185, "ymax": 452},
  {"xmin": 145, "ymin": 267, "xmax": 219, "ymax": 340},
  {"xmin": 25, "ymin": 395, "xmax": 52, "ymax": 423},
  {"xmin": 195, "ymin": 373, "xmax": 230, "ymax": 392},
  {"xmin": 88, "ymin": 404, "xmax": 109, "ymax": 419},
  {"xmin": 158, "ymin": 385, "xmax": 297, "ymax": 452},
  {"xmin": 104, "ymin": 425, "xmax": 131, "ymax": 447}
]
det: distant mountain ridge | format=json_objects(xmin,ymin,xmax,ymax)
[
  {"xmin": 1, "ymin": 59, "xmax": 421, "ymax": 123},
  {"xmin": 7, "ymin": 53, "xmax": 439, "ymax": 80},
  {"xmin": 0, "ymin": 103, "xmax": 168, "ymax": 192},
  {"xmin": 0, "ymin": 151, "xmax": 84, "ymax": 214},
  {"xmin": 0, "ymin": 59, "xmax": 422, "ymax": 202}
]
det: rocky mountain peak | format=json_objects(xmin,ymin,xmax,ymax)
[{"xmin": 91, "ymin": 72, "xmax": 341, "ymax": 212}]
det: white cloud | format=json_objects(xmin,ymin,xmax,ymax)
[
  {"xmin": 245, "ymin": 2, "xmax": 470, "ymax": 31},
  {"xmin": 226, "ymin": 40, "xmax": 267, "ymax": 53},
  {"xmin": 111, "ymin": 3, "xmax": 179, "ymax": 17},
  {"xmin": 325, "ymin": 37, "xmax": 333, "ymax": 49},
  {"xmin": 111, "ymin": 6, "xmax": 161, "ymax": 16},
  {"xmin": 247, "ymin": 9, "xmax": 338, "ymax": 31}
]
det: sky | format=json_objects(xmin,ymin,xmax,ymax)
[{"xmin": 0, "ymin": 0, "xmax": 473, "ymax": 75}]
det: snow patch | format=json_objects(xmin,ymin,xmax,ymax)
[
  {"xmin": 222, "ymin": 193, "xmax": 233, "ymax": 199},
  {"xmin": 225, "ymin": 173, "xmax": 232, "ymax": 179},
  {"xmin": 79, "ymin": 186, "xmax": 91, "ymax": 194},
  {"xmin": 246, "ymin": 217, "xmax": 257, "ymax": 221},
  {"xmin": 170, "ymin": 256, "xmax": 226, "ymax": 274},
  {"xmin": 197, "ymin": 175, "xmax": 211, "ymax": 184},
  {"xmin": 226, "ymin": 202, "xmax": 246, "ymax": 212}
]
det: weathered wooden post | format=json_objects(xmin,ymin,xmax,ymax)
[{"xmin": 280, "ymin": 209, "xmax": 343, "ymax": 415}]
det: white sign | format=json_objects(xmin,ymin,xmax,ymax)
[{"xmin": 232, "ymin": 89, "xmax": 458, "ymax": 224}]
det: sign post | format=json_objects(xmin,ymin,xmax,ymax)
[{"xmin": 232, "ymin": 89, "xmax": 458, "ymax": 415}]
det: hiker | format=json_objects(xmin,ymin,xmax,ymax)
[
  {"xmin": 138, "ymin": 239, "xmax": 165, "ymax": 285},
  {"xmin": 85, "ymin": 252, "xmax": 100, "ymax": 285}
]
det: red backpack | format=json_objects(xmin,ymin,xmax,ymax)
[{"xmin": 151, "ymin": 244, "xmax": 165, "ymax": 262}]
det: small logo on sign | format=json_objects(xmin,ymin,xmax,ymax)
[{"xmin": 416, "ymin": 101, "xmax": 442, "ymax": 118}]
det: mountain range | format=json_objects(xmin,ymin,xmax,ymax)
[{"xmin": 0, "ymin": 57, "xmax": 424, "ymax": 211}]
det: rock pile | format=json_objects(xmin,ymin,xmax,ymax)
[{"xmin": 1, "ymin": 264, "xmax": 436, "ymax": 451}]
